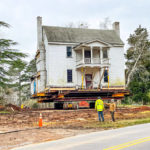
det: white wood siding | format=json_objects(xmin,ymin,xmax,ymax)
[
  {"xmin": 45, "ymin": 45, "xmax": 125, "ymax": 88},
  {"xmin": 108, "ymin": 47, "xmax": 125, "ymax": 86},
  {"xmin": 46, "ymin": 44, "xmax": 77, "ymax": 87}
]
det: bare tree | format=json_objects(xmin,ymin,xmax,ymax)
[
  {"xmin": 65, "ymin": 22, "xmax": 75, "ymax": 28},
  {"xmin": 65, "ymin": 21, "xmax": 89, "ymax": 29},
  {"xmin": 99, "ymin": 17, "xmax": 111, "ymax": 29}
]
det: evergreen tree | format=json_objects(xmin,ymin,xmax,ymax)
[
  {"xmin": 8, "ymin": 59, "xmax": 27, "ymax": 105},
  {"xmin": 0, "ymin": 21, "xmax": 27, "ymax": 104},
  {"xmin": 8, "ymin": 58, "xmax": 36, "ymax": 105},
  {"xmin": 21, "ymin": 58, "xmax": 36, "ymax": 102}
]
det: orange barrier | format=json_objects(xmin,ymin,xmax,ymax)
[
  {"xmin": 39, "ymin": 113, "xmax": 42, "ymax": 127},
  {"xmin": 79, "ymin": 101, "xmax": 89, "ymax": 108}
]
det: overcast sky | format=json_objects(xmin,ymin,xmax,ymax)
[{"xmin": 0, "ymin": 0, "xmax": 150, "ymax": 60}]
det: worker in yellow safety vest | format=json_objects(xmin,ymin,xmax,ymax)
[{"xmin": 95, "ymin": 96, "xmax": 104, "ymax": 122}]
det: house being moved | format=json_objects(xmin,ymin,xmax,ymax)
[{"xmin": 31, "ymin": 17, "xmax": 128, "ymax": 108}]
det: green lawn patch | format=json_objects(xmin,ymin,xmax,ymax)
[
  {"xmin": 83, "ymin": 118, "xmax": 150, "ymax": 129},
  {"xmin": 0, "ymin": 111, "xmax": 10, "ymax": 114}
]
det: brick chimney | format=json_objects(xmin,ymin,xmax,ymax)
[
  {"xmin": 112, "ymin": 22, "xmax": 120, "ymax": 37},
  {"xmin": 36, "ymin": 16, "xmax": 46, "ymax": 93},
  {"xmin": 37, "ymin": 16, "xmax": 43, "ymax": 49}
]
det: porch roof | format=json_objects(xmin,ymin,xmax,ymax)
[{"xmin": 43, "ymin": 26, "xmax": 124, "ymax": 45}]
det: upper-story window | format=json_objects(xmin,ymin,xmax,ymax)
[
  {"xmin": 67, "ymin": 46, "xmax": 72, "ymax": 58},
  {"xmin": 104, "ymin": 70, "xmax": 108, "ymax": 83},
  {"xmin": 103, "ymin": 48, "xmax": 108, "ymax": 59}
]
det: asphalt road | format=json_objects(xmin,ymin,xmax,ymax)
[{"xmin": 13, "ymin": 123, "xmax": 150, "ymax": 150}]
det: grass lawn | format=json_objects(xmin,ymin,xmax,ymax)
[
  {"xmin": 0, "ymin": 111, "xmax": 10, "ymax": 114},
  {"xmin": 83, "ymin": 117, "xmax": 150, "ymax": 129}
]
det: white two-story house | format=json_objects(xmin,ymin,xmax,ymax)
[{"xmin": 31, "ymin": 17, "xmax": 125, "ymax": 95}]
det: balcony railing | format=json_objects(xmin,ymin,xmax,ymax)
[
  {"xmin": 102, "ymin": 58, "xmax": 109, "ymax": 64},
  {"xmin": 93, "ymin": 58, "xmax": 101, "ymax": 64},
  {"xmin": 76, "ymin": 58, "xmax": 109, "ymax": 67},
  {"xmin": 85, "ymin": 58, "xmax": 91, "ymax": 64}
]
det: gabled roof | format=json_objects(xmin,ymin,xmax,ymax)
[
  {"xmin": 74, "ymin": 39, "xmax": 112, "ymax": 49},
  {"xmin": 43, "ymin": 26, "xmax": 124, "ymax": 45}
]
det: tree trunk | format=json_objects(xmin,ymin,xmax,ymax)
[
  {"xmin": 19, "ymin": 72, "xmax": 21, "ymax": 106},
  {"xmin": 143, "ymin": 100, "xmax": 147, "ymax": 105},
  {"xmin": 126, "ymin": 43, "xmax": 146, "ymax": 88}
]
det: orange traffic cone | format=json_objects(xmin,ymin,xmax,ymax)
[{"xmin": 39, "ymin": 113, "xmax": 42, "ymax": 127}]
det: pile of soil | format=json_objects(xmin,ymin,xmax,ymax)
[
  {"xmin": 5, "ymin": 104, "xmax": 21, "ymax": 111},
  {"xmin": 133, "ymin": 106, "xmax": 150, "ymax": 111},
  {"xmin": 0, "ymin": 105, "xmax": 5, "ymax": 111}
]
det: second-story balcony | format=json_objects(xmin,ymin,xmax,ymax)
[
  {"xmin": 74, "ymin": 42, "xmax": 110, "ymax": 69},
  {"xmin": 76, "ymin": 58, "xmax": 109, "ymax": 68}
]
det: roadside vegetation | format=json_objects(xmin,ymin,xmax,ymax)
[
  {"xmin": 0, "ymin": 110, "xmax": 10, "ymax": 114},
  {"xmin": 83, "ymin": 118, "xmax": 150, "ymax": 129},
  {"xmin": 125, "ymin": 26, "xmax": 150, "ymax": 105},
  {"xmin": 0, "ymin": 21, "xmax": 36, "ymax": 106}
]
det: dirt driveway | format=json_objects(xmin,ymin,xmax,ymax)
[{"xmin": 1, "ymin": 106, "xmax": 150, "ymax": 150}]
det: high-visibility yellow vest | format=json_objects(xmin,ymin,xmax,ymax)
[
  {"xmin": 21, "ymin": 104, "xmax": 24, "ymax": 109},
  {"xmin": 95, "ymin": 99, "xmax": 104, "ymax": 111}
]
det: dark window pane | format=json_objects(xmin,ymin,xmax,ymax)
[
  {"xmin": 67, "ymin": 46, "xmax": 72, "ymax": 57},
  {"xmin": 104, "ymin": 70, "xmax": 108, "ymax": 82},
  {"xmin": 103, "ymin": 50, "xmax": 108, "ymax": 58},
  {"xmin": 85, "ymin": 50, "xmax": 91, "ymax": 58},
  {"xmin": 67, "ymin": 69, "xmax": 72, "ymax": 82}
]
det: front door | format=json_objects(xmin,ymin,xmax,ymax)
[{"xmin": 85, "ymin": 74, "xmax": 92, "ymax": 89}]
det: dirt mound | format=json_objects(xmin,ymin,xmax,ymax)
[
  {"xmin": 0, "ymin": 105, "xmax": 5, "ymax": 111},
  {"xmin": 140, "ymin": 106, "xmax": 150, "ymax": 110},
  {"xmin": 6, "ymin": 103, "xmax": 21, "ymax": 111},
  {"xmin": 132, "ymin": 106, "xmax": 150, "ymax": 112}
]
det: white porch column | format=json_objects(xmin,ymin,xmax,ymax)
[
  {"xmin": 107, "ymin": 48, "xmax": 110, "ymax": 64},
  {"xmin": 100, "ymin": 47, "xmax": 103, "ymax": 64},
  {"xmin": 82, "ymin": 47, "xmax": 85, "ymax": 64},
  {"xmin": 91, "ymin": 46, "xmax": 93, "ymax": 64}
]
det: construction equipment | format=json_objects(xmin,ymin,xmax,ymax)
[{"xmin": 32, "ymin": 88, "xmax": 129, "ymax": 109}]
